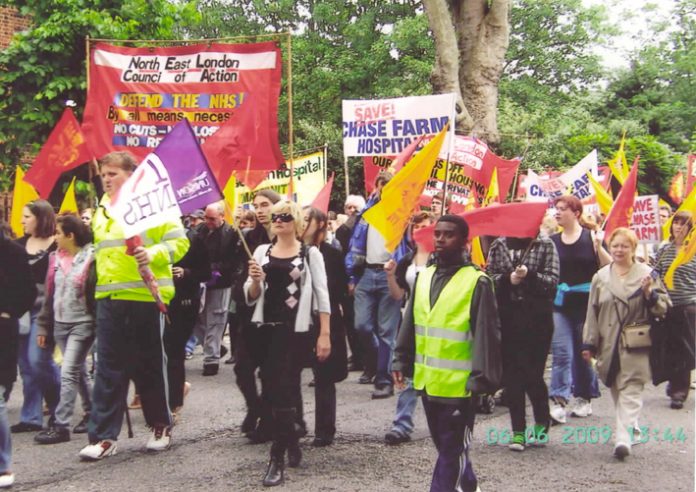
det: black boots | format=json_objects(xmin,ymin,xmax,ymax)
[
  {"xmin": 262, "ymin": 408, "xmax": 300, "ymax": 486},
  {"xmin": 262, "ymin": 456, "xmax": 284, "ymax": 487}
]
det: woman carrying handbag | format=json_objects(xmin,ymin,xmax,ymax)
[{"xmin": 581, "ymin": 228, "xmax": 670, "ymax": 460}]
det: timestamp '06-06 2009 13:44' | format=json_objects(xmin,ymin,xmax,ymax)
[{"xmin": 485, "ymin": 426, "xmax": 688, "ymax": 445}]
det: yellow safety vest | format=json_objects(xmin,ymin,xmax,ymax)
[
  {"xmin": 92, "ymin": 196, "xmax": 189, "ymax": 303},
  {"xmin": 412, "ymin": 265, "xmax": 483, "ymax": 398}
]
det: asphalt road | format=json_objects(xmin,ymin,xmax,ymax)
[{"xmin": 5, "ymin": 352, "xmax": 695, "ymax": 492}]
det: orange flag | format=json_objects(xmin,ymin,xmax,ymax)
[
  {"xmin": 23, "ymin": 109, "xmax": 93, "ymax": 198},
  {"xmin": 603, "ymin": 157, "xmax": 639, "ymax": 238}
]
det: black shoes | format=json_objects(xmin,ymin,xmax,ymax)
[
  {"xmin": 202, "ymin": 364, "xmax": 219, "ymax": 376},
  {"xmin": 73, "ymin": 414, "xmax": 89, "ymax": 434},
  {"xmin": 262, "ymin": 457, "xmax": 284, "ymax": 487},
  {"xmin": 35, "ymin": 427, "xmax": 70, "ymax": 445},
  {"xmin": 371, "ymin": 385, "xmax": 394, "ymax": 399},
  {"xmin": 670, "ymin": 399, "xmax": 684, "ymax": 409},
  {"xmin": 312, "ymin": 436, "xmax": 333, "ymax": 447},
  {"xmin": 287, "ymin": 441, "xmax": 302, "ymax": 468},
  {"xmin": 358, "ymin": 371, "xmax": 375, "ymax": 384},
  {"xmin": 10, "ymin": 422, "xmax": 42, "ymax": 433},
  {"xmin": 384, "ymin": 430, "xmax": 411, "ymax": 445},
  {"xmin": 241, "ymin": 412, "xmax": 258, "ymax": 435}
]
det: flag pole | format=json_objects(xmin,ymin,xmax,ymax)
[
  {"xmin": 84, "ymin": 37, "xmax": 97, "ymax": 208},
  {"xmin": 323, "ymin": 142, "xmax": 328, "ymax": 183},
  {"xmin": 223, "ymin": 199, "xmax": 253, "ymax": 259},
  {"xmin": 441, "ymin": 153, "xmax": 451, "ymax": 216},
  {"xmin": 343, "ymin": 155, "xmax": 350, "ymax": 197},
  {"xmin": 286, "ymin": 31, "xmax": 295, "ymax": 200}
]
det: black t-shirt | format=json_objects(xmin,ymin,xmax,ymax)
[
  {"xmin": 550, "ymin": 229, "xmax": 597, "ymax": 311},
  {"xmin": 15, "ymin": 236, "xmax": 56, "ymax": 286},
  {"xmin": 263, "ymin": 254, "xmax": 302, "ymax": 323}
]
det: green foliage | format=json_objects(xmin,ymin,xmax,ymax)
[{"xmin": 0, "ymin": 0, "xmax": 200, "ymax": 189}]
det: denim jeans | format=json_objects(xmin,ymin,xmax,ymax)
[
  {"xmin": 354, "ymin": 268, "xmax": 401, "ymax": 387},
  {"xmin": 16, "ymin": 306, "xmax": 60, "ymax": 426},
  {"xmin": 390, "ymin": 378, "xmax": 417, "ymax": 436},
  {"xmin": 550, "ymin": 308, "xmax": 600, "ymax": 402},
  {"xmin": 53, "ymin": 321, "xmax": 95, "ymax": 429},
  {"xmin": 0, "ymin": 385, "xmax": 10, "ymax": 474}
]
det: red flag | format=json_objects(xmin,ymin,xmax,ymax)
[
  {"xmin": 202, "ymin": 100, "xmax": 284, "ymax": 188},
  {"xmin": 668, "ymin": 171, "xmax": 685, "ymax": 205},
  {"xmin": 236, "ymin": 169, "xmax": 271, "ymax": 191},
  {"xmin": 603, "ymin": 157, "xmax": 639, "ymax": 238},
  {"xmin": 413, "ymin": 202, "xmax": 548, "ymax": 253},
  {"xmin": 418, "ymin": 194, "xmax": 433, "ymax": 209},
  {"xmin": 23, "ymin": 109, "xmax": 93, "ymax": 198},
  {"xmin": 389, "ymin": 135, "xmax": 426, "ymax": 174},
  {"xmin": 310, "ymin": 173, "xmax": 334, "ymax": 213}
]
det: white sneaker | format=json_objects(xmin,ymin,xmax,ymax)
[
  {"xmin": 571, "ymin": 398, "xmax": 592, "ymax": 417},
  {"xmin": 550, "ymin": 400, "xmax": 567, "ymax": 424},
  {"xmin": 146, "ymin": 425, "xmax": 172, "ymax": 451},
  {"xmin": 79, "ymin": 440, "xmax": 117, "ymax": 461},
  {"xmin": 0, "ymin": 473, "xmax": 15, "ymax": 489}
]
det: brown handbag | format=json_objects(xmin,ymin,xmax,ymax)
[{"xmin": 614, "ymin": 298, "xmax": 651, "ymax": 349}]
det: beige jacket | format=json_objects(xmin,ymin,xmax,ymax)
[{"xmin": 583, "ymin": 262, "xmax": 670, "ymax": 388}]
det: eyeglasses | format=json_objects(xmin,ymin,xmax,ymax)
[{"xmin": 271, "ymin": 213, "xmax": 294, "ymax": 223}]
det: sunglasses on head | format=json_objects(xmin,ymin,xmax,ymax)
[{"xmin": 271, "ymin": 213, "xmax": 294, "ymax": 223}]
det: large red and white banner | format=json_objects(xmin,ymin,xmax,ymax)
[{"xmin": 82, "ymin": 42, "xmax": 283, "ymax": 164}]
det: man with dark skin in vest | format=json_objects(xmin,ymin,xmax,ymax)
[{"xmin": 393, "ymin": 215, "xmax": 501, "ymax": 492}]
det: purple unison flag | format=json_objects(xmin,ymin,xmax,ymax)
[{"xmin": 156, "ymin": 119, "xmax": 223, "ymax": 214}]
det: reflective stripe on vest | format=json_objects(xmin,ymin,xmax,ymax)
[
  {"xmin": 414, "ymin": 353, "xmax": 472, "ymax": 371},
  {"xmin": 95, "ymin": 278, "xmax": 174, "ymax": 292},
  {"xmin": 412, "ymin": 265, "xmax": 484, "ymax": 398}
]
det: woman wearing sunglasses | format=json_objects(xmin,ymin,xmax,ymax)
[{"xmin": 244, "ymin": 200, "xmax": 331, "ymax": 487}]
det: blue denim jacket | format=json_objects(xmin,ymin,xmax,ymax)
[{"xmin": 344, "ymin": 194, "xmax": 411, "ymax": 285}]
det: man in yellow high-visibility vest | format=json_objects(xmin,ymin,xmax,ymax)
[{"xmin": 393, "ymin": 215, "xmax": 501, "ymax": 492}]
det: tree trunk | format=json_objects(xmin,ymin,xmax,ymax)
[{"xmin": 423, "ymin": 0, "xmax": 510, "ymax": 145}]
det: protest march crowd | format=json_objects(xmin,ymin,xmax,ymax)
[
  {"xmin": 0, "ymin": 37, "xmax": 695, "ymax": 492},
  {"xmin": 0, "ymin": 149, "xmax": 694, "ymax": 491}
]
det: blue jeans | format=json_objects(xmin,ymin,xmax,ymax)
[
  {"xmin": 550, "ymin": 308, "xmax": 600, "ymax": 401},
  {"xmin": 354, "ymin": 268, "xmax": 402, "ymax": 387},
  {"xmin": 185, "ymin": 334, "xmax": 198, "ymax": 354},
  {"xmin": 391, "ymin": 378, "xmax": 417, "ymax": 436},
  {"xmin": 16, "ymin": 306, "xmax": 60, "ymax": 426},
  {"xmin": 0, "ymin": 385, "xmax": 10, "ymax": 474},
  {"xmin": 53, "ymin": 321, "xmax": 94, "ymax": 429}
]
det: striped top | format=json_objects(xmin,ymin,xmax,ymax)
[{"xmin": 652, "ymin": 243, "xmax": 696, "ymax": 306}]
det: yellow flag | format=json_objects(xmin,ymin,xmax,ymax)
[
  {"xmin": 483, "ymin": 167, "xmax": 500, "ymax": 206},
  {"xmin": 10, "ymin": 166, "xmax": 40, "ymax": 237},
  {"xmin": 471, "ymin": 236, "xmax": 486, "ymax": 267},
  {"xmin": 663, "ymin": 185, "xmax": 696, "ymax": 241},
  {"xmin": 58, "ymin": 177, "xmax": 79, "ymax": 214},
  {"xmin": 586, "ymin": 172, "xmax": 613, "ymax": 215},
  {"xmin": 608, "ymin": 133, "xmax": 629, "ymax": 184},
  {"xmin": 363, "ymin": 124, "xmax": 449, "ymax": 252},
  {"xmin": 664, "ymin": 210, "xmax": 696, "ymax": 289},
  {"xmin": 223, "ymin": 174, "xmax": 237, "ymax": 224}
]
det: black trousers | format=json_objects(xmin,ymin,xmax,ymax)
[
  {"xmin": 313, "ymin": 370, "xmax": 336, "ymax": 440},
  {"xmin": 342, "ymin": 296, "xmax": 363, "ymax": 368},
  {"xmin": 164, "ymin": 297, "xmax": 199, "ymax": 410},
  {"xmin": 89, "ymin": 299, "xmax": 170, "ymax": 441},
  {"xmin": 500, "ymin": 303, "xmax": 553, "ymax": 433},
  {"xmin": 234, "ymin": 323, "xmax": 273, "ymax": 427},
  {"xmin": 422, "ymin": 395, "xmax": 477, "ymax": 492}
]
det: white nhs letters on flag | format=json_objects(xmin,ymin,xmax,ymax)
[{"xmin": 107, "ymin": 154, "xmax": 181, "ymax": 237}]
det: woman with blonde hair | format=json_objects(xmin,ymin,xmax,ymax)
[
  {"xmin": 245, "ymin": 200, "xmax": 331, "ymax": 486},
  {"xmin": 582, "ymin": 228, "xmax": 670, "ymax": 459}
]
